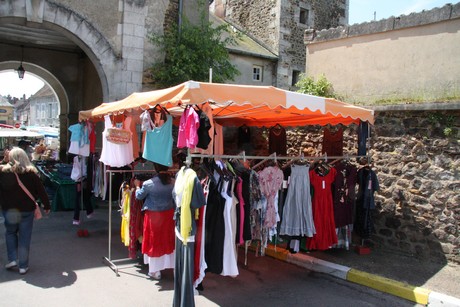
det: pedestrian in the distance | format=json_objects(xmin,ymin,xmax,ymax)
[
  {"xmin": 134, "ymin": 162, "xmax": 175, "ymax": 280},
  {"xmin": 0, "ymin": 147, "xmax": 50, "ymax": 275}
]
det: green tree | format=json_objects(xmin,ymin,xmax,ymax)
[
  {"xmin": 148, "ymin": 13, "xmax": 239, "ymax": 87},
  {"xmin": 295, "ymin": 74, "xmax": 336, "ymax": 98}
]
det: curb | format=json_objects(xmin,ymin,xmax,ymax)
[{"xmin": 263, "ymin": 244, "xmax": 460, "ymax": 306}]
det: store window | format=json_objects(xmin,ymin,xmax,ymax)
[{"xmin": 253, "ymin": 65, "xmax": 262, "ymax": 82}]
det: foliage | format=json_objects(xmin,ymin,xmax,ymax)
[
  {"xmin": 428, "ymin": 113, "xmax": 456, "ymax": 137},
  {"xmin": 295, "ymin": 74, "xmax": 336, "ymax": 98},
  {"xmin": 148, "ymin": 12, "xmax": 239, "ymax": 87}
]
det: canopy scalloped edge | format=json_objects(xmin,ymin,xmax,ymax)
[{"xmin": 79, "ymin": 81, "xmax": 374, "ymax": 127}]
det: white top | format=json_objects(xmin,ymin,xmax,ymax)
[{"xmin": 99, "ymin": 115, "xmax": 134, "ymax": 167}]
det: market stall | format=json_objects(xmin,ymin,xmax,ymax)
[{"xmin": 78, "ymin": 81, "xmax": 377, "ymax": 302}]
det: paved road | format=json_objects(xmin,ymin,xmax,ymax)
[{"xmin": 0, "ymin": 207, "xmax": 421, "ymax": 307}]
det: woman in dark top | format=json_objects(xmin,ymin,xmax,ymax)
[{"xmin": 0, "ymin": 147, "xmax": 50, "ymax": 275}]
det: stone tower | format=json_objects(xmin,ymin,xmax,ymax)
[{"xmin": 210, "ymin": 0, "xmax": 348, "ymax": 90}]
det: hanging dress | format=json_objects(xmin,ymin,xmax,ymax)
[
  {"xmin": 280, "ymin": 164, "xmax": 315, "ymax": 237},
  {"xmin": 204, "ymin": 176, "xmax": 226, "ymax": 274},
  {"xmin": 306, "ymin": 167, "xmax": 338, "ymax": 250},
  {"xmin": 120, "ymin": 187, "xmax": 131, "ymax": 247},
  {"xmin": 220, "ymin": 179, "xmax": 239, "ymax": 277},
  {"xmin": 355, "ymin": 167, "xmax": 379, "ymax": 239},
  {"xmin": 258, "ymin": 166, "xmax": 284, "ymax": 229},
  {"xmin": 100, "ymin": 115, "xmax": 134, "ymax": 167}
]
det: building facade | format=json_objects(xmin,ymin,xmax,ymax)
[
  {"xmin": 0, "ymin": 96, "xmax": 14, "ymax": 125},
  {"xmin": 211, "ymin": 0, "xmax": 348, "ymax": 90},
  {"xmin": 29, "ymin": 85, "xmax": 60, "ymax": 128}
]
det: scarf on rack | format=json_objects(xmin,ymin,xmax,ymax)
[{"xmin": 174, "ymin": 166, "xmax": 197, "ymax": 244}]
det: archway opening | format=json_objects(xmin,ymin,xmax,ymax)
[{"xmin": 0, "ymin": 68, "xmax": 62, "ymax": 161}]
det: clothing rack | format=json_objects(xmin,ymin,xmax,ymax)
[
  {"xmin": 188, "ymin": 151, "xmax": 371, "ymax": 264},
  {"xmin": 188, "ymin": 152, "xmax": 371, "ymax": 164},
  {"xmin": 103, "ymin": 168, "xmax": 159, "ymax": 276}
]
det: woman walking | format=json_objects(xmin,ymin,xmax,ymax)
[{"xmin": 0, "ymin": 147, "xmax": 50, "ymax": 274}]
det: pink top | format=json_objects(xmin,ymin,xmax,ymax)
[{"xmin": 177, "ymin": 107, "xmax": 200, "ymax": 149}]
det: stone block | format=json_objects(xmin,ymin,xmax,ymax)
[
  {"xmin": 314, "ymin": 26, "xmax": 347, "ymax": 42},
  {"xmin": 123, "ymin": 11, "xmax": 146, "ymax": 26},
  {"xmin": 123, "ymin": 46, "xmax": 143, "ymax": 61},
  {"xmin": 126, "ymin": 59, "xmax": 143, "ymax": 72},
  {"xmin": 452, "ymin": 3, "xmax": 460, "ymax": 19}
]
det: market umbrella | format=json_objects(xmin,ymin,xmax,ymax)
[{"xmin": 79, "ymin": 81, "xmax": 374, "ymax": 127}]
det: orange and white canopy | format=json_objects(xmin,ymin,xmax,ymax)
[{"xmin": 79, "ymin": 81, "xmax": 374, "ymax": 126}]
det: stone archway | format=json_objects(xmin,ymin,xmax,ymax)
[
  {"xmin": 0, "ymin": 0, "xmax": 121, "ymax": 102},
  {"xmin": 0, "ymin": 0, "xmax": 128, "ymax": 160}
]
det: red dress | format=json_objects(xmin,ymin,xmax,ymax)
[{"xmin": 306, "ymin": 167, "xmax": 338, "ymax": 250}]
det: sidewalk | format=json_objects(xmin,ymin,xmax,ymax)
[{"xmin": 263, "ymin": 242, "xmax": 460, "ymax": 306}]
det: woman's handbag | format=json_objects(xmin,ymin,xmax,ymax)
[
  {"xmin": 14, "ymin": 173, "xmax": 43, "ymax": 220},
  {"xmin": 106, "ymin": 127, "xmax": 132, "ymax": 144}
]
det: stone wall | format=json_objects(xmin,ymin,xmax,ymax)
[
  {"xmin": 371, "ymin": 110, "xmax": 460, "ymax": 263},
  {"xmin": 223, "ymin": 109, "xmax": 460, "ymax": 263}
]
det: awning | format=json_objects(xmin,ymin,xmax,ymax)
[
  {"xmin": 0, "ymin": 128, "xmax": 44, "ymax": 138},
  {"xmin": 79, "ymin": 81, "xmax": 374, "ymax": 126},
  {"xmin": 26, "ymin": 126, "xmax": 59, "ymax": 138}
]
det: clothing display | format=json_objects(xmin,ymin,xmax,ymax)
[
  {"xmin": 306, "ymin": 166, "xmax": 338, "ymax": 251},
  {"xmin": 195, "ymin": 107, "xmax": 212, "ymax": 150},
  {"xmin": 143, "ymin": 114, "xmax": 173, "ymax": 167},
  {"xmin": 322, "ymin": 126, "xmax": 343, "ymax": 157},
  {"xmin": 268, "ymin": 124, "xmax": 287, "ymax": 156},
  {"xmin": 177, "ymin": 106, "xmax": 200, "ymax": 149},
  {"xmin": 279, "ymin": 164, "xmax": 315, "ymax": 237},
  {"xmin": 332, "ymin": 161, "xmax": 357, "ymax": 228},
  {"xmin": 68, "ymin": 122, "xmax": 90, "ymax": 157},
  {"xmin": 257, "ymin": 165, "xmax": 283, "ymax": 229},
  {"xmin": 173, "ymin": 166, "xmax": 206, "ymax": 307},
  {"xmin": 100, "ymin": 115, "xmax": 135, "ymax": 167},
  {"xmin": 355, "ymin": 166, "xmax": 379, "ymax": 239},
  {"xmin": 358, "ymin": 121, "xmax": 369, "ymax": 156},
  {"xmin": 238, "ymin": 124, "xmax": 252, "ymax": 154}
]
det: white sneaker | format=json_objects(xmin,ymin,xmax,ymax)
[
  {"xmin": 72, "ymin": 220, "xmax": 80, "ymax": 225},
  {"xmin": 149, "ymin": 271, "xmax": 161, "ymax": 280},
  {"xmin": 19, "ymin": 267, "xmax": 29, "ymax": 275},
  {"xmin": 5, "ymin": 261, "xmax": 17, "ymax": 269}
]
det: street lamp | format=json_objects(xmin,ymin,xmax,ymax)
[{"xmin": 17, "ymin": 45, "xmax": 25, "ymax": 80}]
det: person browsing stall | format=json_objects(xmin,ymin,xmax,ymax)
[
  {"xmin": 0, "ymin": 147, "xmax": 50, "ymax": 275},
  {"xmin": 134, "ymin": 162, "xmax": 175, "ymax": 280}
]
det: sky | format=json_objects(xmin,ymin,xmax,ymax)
[
  {"xmin": 349, "ymin": 0, "xmax": 451, "ymax": 25},
  {"xmin": 0, "ymin": 70, "xmax": 45, "ymax": 99},
  {"xmin": 0, "ymin": 0, "xmax": 452, "ymax": 99}
]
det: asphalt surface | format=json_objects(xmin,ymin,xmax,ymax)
[{"xmin": 0, "ymin": 203, "xmax": 457, "ymax": 306}]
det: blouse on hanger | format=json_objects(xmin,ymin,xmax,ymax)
[{"xmin": 143, "ymin": 114, "xmax": 173, "ymax": 167}]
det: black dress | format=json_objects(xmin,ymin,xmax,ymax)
[{"xmin": 204, "ymin": 178, "xmax": 226, "ymax": 274}]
